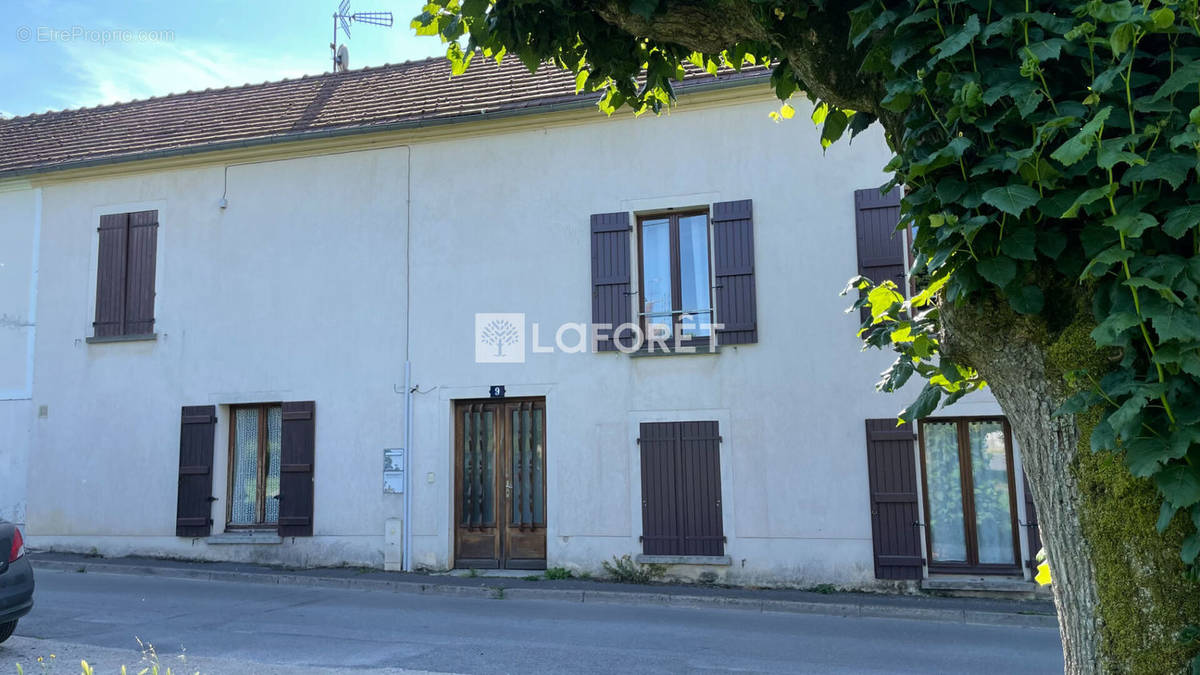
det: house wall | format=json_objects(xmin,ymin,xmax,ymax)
[
  {"xmin": 0, "ymin": 186, "xmax": 38, "ymax": 526},
  {"xmin": 24, "ymin": 148, "xmax": 410, "ymax": 566},
  {"xmin": 402, "ymin": 97, "xmax": 1007, "ymax": 585},
  {"xmin": 14, "ymin": 91, "xmax": 1014, "ymax": 584}
]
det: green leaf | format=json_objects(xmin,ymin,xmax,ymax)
[
  {"xmin": 1089, "ymin": 1, "xmax": 1132, "ymax": 22},
  {"xmin": 1150, "ymin": 306, "xmax": 1200, "ymax": 342},
  {"xmin": 1157, "ymin": 501, "xmax": 1177, "ymax": 533},
  {"xmin": 1024, "ymin": 39, "xmax": 1066, "ymax": 61},
  {"xmin": 1122, "ymin": 155, "xmax": 1194, "ymax": 190},
  {"xmin": 1000, "ymin": 227, "xmax": 1038, "ymax": 260},
  {"xmin": 1156, "ymin": 465, "xmax": 1200, "ymax": 509},
  {"xmin": 899, "ymin": 384, "xmax": 943, "ymax": 423},
  {"xmin": 930, "ymin": 14, "xmax": 980, "ymax": 64},
  {"xmin": 867, "ymin": 284, "xmax": 905, "ymax": 322},
  {"xmin": 1081, "ymin": 245, "xmax": 1134, "ymax": 278},
  {"xmin": 1008, "ymin": 285, "xmax": 1045, "ymax": 314},
  {"xmin": 1163, "ymin": 206, "xmax": 1200, "ymax": 239},
  {"xmin": 1126, "ymin": 437, "xmax": 1172, "ymax": 477},
  {"xmin": 1061, "ymin": 184, "xmax": 1118, "ymax": 218},
  {"xmin": 1091, "ymin": 311, "xmax": 1140, "ymax": 345},
  {"xmin": 1151, "ymin": 7, "xmax": 1176, "ymax": 30},
  {"xmin": 1105, "ymin": 212, "xmax": 1157, "ymax": 238},
  {"xmin": 1182, "ymin": 533, "xmax": 1200, "ymax": 565},
  {"xmin": 1153, "ymin": 59, "xmax": 1200, "ymax": 101},
  {"xmin": 978, "ymin": 255, "xmax": 1018, "ymax": 287},
  {"xmin": 1109, "ymin": 395, "xmax": 1150, "ymax": 439},
  {"xmin": 909, "ymin": 137, "xmax": 973, "ymax": 178},
  {"xmin": 1096, "ymin": 145, "xmax": 1144, "ymax": 170},
  {"xmin": 820, "ymin": 109, "xmax": 850, "ymax": 149},
  {"xmin": 1091, "ymin": 418, "xmax": 1117, "ymax": 452},
  {"xmin": 936, "ymin": 179, "xmax": 967, "ymax": 203},
  {"xmin": 982, "ymin": 184, "xmax": 1041, "ymax": 217},
  {"xmin": 1168, "ymin": 427, "xmax": 1200, "ymax": 461},
  {"xmin": 1056, "ymin": 391, "xmax": 1099, "ymax": 416},
  {"xmin": 1126, "ymin": 277, "xmax": 1183, "ymax": 306},
  {"xmin": 853, "ymin": 9, "xmax": 897, "ymax": 46},
  {"xmin": 1050, "ymin": 107, "xmax": 1112, "ymax": 166}
]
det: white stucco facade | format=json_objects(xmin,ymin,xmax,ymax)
[{"xmin": 0, "ymin": 85, "xmax": 1026, "ymax": 586}]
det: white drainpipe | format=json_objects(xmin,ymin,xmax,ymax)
[{"xmin": 403, "ymin": 360, "xmax": 413, "ymax": 572}]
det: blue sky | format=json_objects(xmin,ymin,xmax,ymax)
[{"xmin": 4, "ymin": 0, "xmax": 446, "ymax": 118}]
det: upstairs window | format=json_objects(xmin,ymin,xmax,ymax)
[
  {"xmin": 637, "ymin": 212, "xmax": 713, "ymax": 342},
  {"xmin": 93, "ymin": 210, "xmax": 158, "ymax": 339}
]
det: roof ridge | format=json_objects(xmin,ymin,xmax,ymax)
[{"xmin": 1, "ymin": 54, "xmax": 452, "ymax": 123}]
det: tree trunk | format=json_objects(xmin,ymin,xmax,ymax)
[{"xmin": 941, "ymin": 296, "xmax": 1200, "ymax": 674}]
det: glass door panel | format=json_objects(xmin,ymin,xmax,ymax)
[
  {"xmin": 922, "ymin": 421, "xmax": 967, "ymax": 563},
  {"xmin": 968, "ymin": 421, "xmax": 1016, "ymax": 565}
]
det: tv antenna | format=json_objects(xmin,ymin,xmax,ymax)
[{"xmin": 330, "ymin": 0, "xmax": 393, "ymax": 72}]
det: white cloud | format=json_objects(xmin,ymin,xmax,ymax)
[{"xmin": 54, "ymin": 39, "xmax": 318, "ymax": 110}]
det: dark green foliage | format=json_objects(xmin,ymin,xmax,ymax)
[{"xmin": 845, "ymin": 1, "xmax": 1200, "ymax": 587}]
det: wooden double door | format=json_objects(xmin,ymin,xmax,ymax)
[{"xmin": 454, "ymin": 398, "xmax": 547, "ymax": 569}]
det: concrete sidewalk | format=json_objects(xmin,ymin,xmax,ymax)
[{"xmin": 28, "ymin": 551, "xmax": 1057, "ymax": 629}]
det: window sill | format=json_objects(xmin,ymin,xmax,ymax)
[
  {"xmin": 85, "ymin": 333, "xmax": 157, "ymax": 344},
  {"xmin": 635, "ymin": 554, "xmax": 732, "ymax": 566},
  {"xmin": 208, "ymin": 530, "xmax": 282, "ymax": 545},
  {"xmin": 628, "ymin": 344, "xmax": 720, "ymax": 358}
]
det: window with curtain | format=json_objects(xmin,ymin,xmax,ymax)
[{"xmin": 228, "ymin": 404, "xmax": 282, "ymax": 527}]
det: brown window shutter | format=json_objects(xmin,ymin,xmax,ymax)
[
  {"xmin": 864, "ymin": 419, "xmax": 924, "ymax": 579},
  {"xmin": 124, "ymin": 210, "xmax": 158, "ymax": 335},
  {"xmin": 590, "ymin": 212, "xmax": 632, "ymax": 352},
  {"xmin": 854, "ymin": 188, "xmax": 905, "ymax": 292},
  {"xmin": 1022, "ymin": 470, "xmax": 1042, "ymax": 571},
  {"xmin": 639, "ymin": 421, "xmax": 724, "ymax": 556},
  {"xmin": 94, "ymin": 213, "xmax": 129, "ymax": 338},
  {"xmin": 711, "ymin": 200, "xmax": 757, "ymax": 345},
  {"xmin": 176, "ymin": 405, "xmax": 217, "ymax": 537},
  {"xmin": 278, "ymin": 401, "xmax": 316, "ymax": 537}
]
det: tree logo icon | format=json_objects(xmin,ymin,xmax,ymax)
[
  {"xmin": 481, "ymin": 319, "xmax": 519, "ymax": 356},
  {"xmin": 474, "ymin": 313, "xmax": 525, "ymax": 363}
]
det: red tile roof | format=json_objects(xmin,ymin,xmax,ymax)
[{"xmin": 0, "ymin": 56, "xmax": 767, "ymax": 178}]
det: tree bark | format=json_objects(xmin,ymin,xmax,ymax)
[
  {"xmin": 941, "ymin": 297, "xmax": 1103, "ymax": 672},
  {"xmin": 942, "ymin": 295, "xmax": 1200, "ymax": 673}
]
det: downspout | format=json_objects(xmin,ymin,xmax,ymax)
[{"xmin": 402, "ymin": 146, "xmax": 414, "ymax": 572}]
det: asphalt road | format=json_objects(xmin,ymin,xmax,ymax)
[{"xmin": 3, "ymin": 569, "xmax": 1064, "ymax": 674}]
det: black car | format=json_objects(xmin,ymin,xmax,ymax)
[{"xmin": 0, "ymin": 521, "xmax": 33, "ymax": 644}]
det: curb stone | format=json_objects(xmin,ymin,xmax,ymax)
[{"xmin": 31, "ymin": 559, "xmax": 1057, "ymax": 629}]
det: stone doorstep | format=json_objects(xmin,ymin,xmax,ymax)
[
  {"xmin": 634, "ymin": 554, "xmax": 732, "ymax": 566},
  {"xmin": 28, "ymin": 557, "xmax": 1058, "ymax": 630},
  {"xmin": 206, "ymin": 530, "xmax": 283, "ymax": 545},
  {"xmin": 922, "ymin": 576, "xmax": 1052, "ymax": 597}
]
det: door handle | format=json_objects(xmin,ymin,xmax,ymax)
[{"xmin": 505, "ymin": 480, "xmax": 512, "ymax": 499}]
